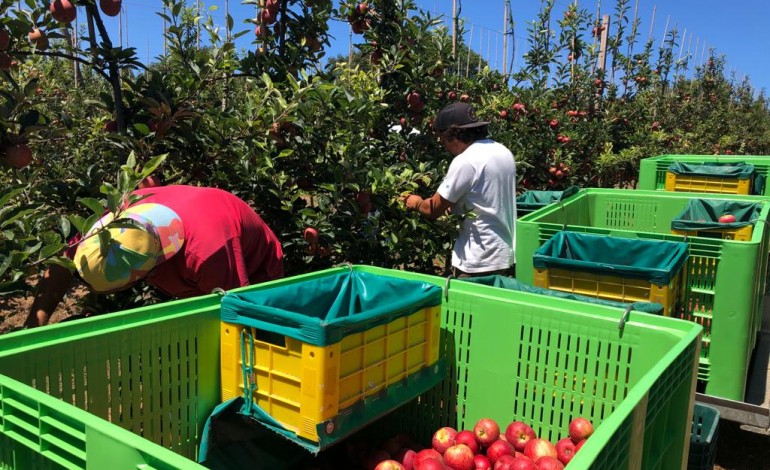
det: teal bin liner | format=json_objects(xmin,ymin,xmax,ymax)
[
  {"xmin": 533, "ymin": 232, "xmax": 689, "ymax": 285},
  {"xmin": 667, "ymin": 161, "xmax": 755, "ymax": 180},
  {"xmin": 671, "ymin": 199, "xmax": 762, "ymax": 232},
  {"xmin": 221, "ymin": 270, "xmax": 442, "ymax": 347},
  {"xmin": 461, "ymin": 274, "xmax": 664, "ymax": 315},
  {"xmin": 517, "ymin": 185, "xmax": 579, "ymax": 216},
  {"xmin": 219, "ymin": 269, "xmax": 445, "ymax": 454}
]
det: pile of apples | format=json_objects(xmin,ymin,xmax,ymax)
[{"xmin": 369, "ymin": 416, "xmax": 594, "ymax": 470}]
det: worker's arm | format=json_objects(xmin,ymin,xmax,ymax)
[
  {"xmin": 25, "ymin": 264, "xmax": 73, "ymax": 328},
  {"xmin": 404, "ymin": 192, "xmax": 453, "ymax": 220}
]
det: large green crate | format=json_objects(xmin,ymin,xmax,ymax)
[
  {"xmin": 0, "ymin": 266, "xmax": 701, "ymax": 469},
  {"xmin": 517, "ymin": 188, "xmax": 770, "ymax": 401},
  {"xmin": 639, "ymin": 154, "xmax": 770, "ymax": 195}
]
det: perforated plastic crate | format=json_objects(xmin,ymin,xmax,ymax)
[
  {"xmin": 0, "ymin": 266, "xmax": 702, "ymax": 469},
  {"xmin": 517, "ymin": 189, "xmax": 770, "ymax": 401},
  {"xmin": 640, "ymin": 154, "xmax": 770, "ymax": 195},
  {"xmin": 687, "ymin": 402, "xmax": 720, "ymax": 470}
]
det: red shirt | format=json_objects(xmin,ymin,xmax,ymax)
[{"xmin": 130, "ymin": 185, "xmax": 284, "ymax": 297}]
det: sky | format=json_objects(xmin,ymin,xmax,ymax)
[{"xmin": 94, "ymin": 1, "xmax": 770, "ymax": 93}]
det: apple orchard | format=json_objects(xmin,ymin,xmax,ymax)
[{"xmin": 2, "ymin": 0, "xmax": 770, "ymax": 316}]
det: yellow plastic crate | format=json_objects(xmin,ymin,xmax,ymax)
[
  {"xmin": 533, "ymin": 266, "xmax": 685, "ymax": 316},
  {"xmin": 220, "ymin": 306, "xmax": 441, "ymax": 443},
  {"xmin": 665, "ymin": 171, "xmax": 751, "ymax": 195},
  {"xmin": 672, "ymin": 224, "xmax": 753, "ymax": 241}
]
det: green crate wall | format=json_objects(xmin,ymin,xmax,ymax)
[
  {"xmin": 0, "ymin": 266, "xmax": 701, "ymax": 470},
  {"xmin": 638, "ymin": 154, "xmax": 770, "ymax": 195},
  {"xmin": 516, "ymin": 189, "xmax": 770, "ymax": 401}
]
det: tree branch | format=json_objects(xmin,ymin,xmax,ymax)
[{"xmin": 10, "ymin": 50, "xmax": 110, "ymax": 81}]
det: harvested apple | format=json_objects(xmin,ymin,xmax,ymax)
[{"xmin": 718, "ymin": 214, "xmax": 736, "ymax": 223}]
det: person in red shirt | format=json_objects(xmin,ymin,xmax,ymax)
[{"xmin": 25, "ymin": 185, "xmax": 284, "ymax": 328}]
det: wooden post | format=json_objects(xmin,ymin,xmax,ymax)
[
  {"xmin": 502, "ymin": 0, "xmax": 509, "ymax": 80},
  {"xmin": 597, "ymin": 14, "xmax": 610, "ymax": 72},
  {"xmin": 647, "ymin": 5, "xmax": 656, "ymax": 42},
  {"xmin": 197, "ymin": 0, "xmax": 201, "ymax": 50},
  {"xmin": 466, "ymin": 24, "xmax": 473, "ymax": 78},
  {"xmin": 452, "ymin": 0, "xmax": 458, "ymax": 60}
]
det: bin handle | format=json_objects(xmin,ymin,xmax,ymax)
[
  {"xmin": 618, "ymin": 304, "xmax": 635, "ymax": 334},
  {"xmin": 444, "ymin": 274, "xmax": 455, "ymax": 301},
  {"xmin": 211, "ymin": 287, "xmax": 227, "ymax": 296}
]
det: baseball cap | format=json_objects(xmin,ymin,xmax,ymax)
[
  {"xmin": 433, "ymin": 102, "xmax": 490, "ymax": 132},
  {"xmin": 74, "ymin": 203, "xmax": 185, "ymax": 293}
]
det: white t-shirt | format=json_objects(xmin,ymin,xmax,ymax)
[{"xmin": 437, "ymin": 139, "xmax": 516, "ymax": 273}]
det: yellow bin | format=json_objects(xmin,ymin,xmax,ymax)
[
  {"xmin": 665, "ymin": 171, "xmax": 752, "ymax": 195},
  {"xmin": 220, "ymin": 305, "xmax": 441, "ymax": 444}
]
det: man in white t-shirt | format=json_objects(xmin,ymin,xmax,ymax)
[{"xmin": 402, "ymin": 102, "xmax": 517, "ymax": 277}]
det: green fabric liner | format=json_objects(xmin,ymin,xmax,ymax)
[
  {"xmin": 671, "ymin": 199, "xmax": 762, "ymax": 231},
  {"xmin": 533, "ymin": 232, "xmax": 689, "ymax": 285},
  {"xmin": 220, "ymin": 270, "xmax": 442, "ymax": 347},
  {"xmin": 461, "ymin": 275, "xmax": 664, "ymax": 315},
  {"xmin": 198, "ymin": 397, "xmax": 309, "ymax": 469},
  {"xmin": 517, "ymin": 185, "xmax": 580, "ymax": 211},
  {"xmin": 667, "ymin": 161, "xmax": 755, "ymax": 180},
  {"xmin": 237, "ymin": 359, "xmax": 445, "ymax": 454}
]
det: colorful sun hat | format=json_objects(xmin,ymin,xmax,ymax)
[{"xmin": 74, "ymin": 203, "xmax": 185, "ymax": 292}]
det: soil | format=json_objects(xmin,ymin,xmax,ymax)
[{"xmin": 0, "ymin": 286, "xmax": 767, "ymax": 469}]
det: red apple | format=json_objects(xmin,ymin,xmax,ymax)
[
  {"xmin": 416, "ymin": 458, "xmax": 446, "ymax": 470},
  {"xmin": 4, "ymin": 143, "xmax": 32, "ymax": 169},
  {"xmin": 485, "ymin": 440, "xmax": 515, "ymax": 465},
  {"xmin": 492, "ymin": 454, "xmax": 516, "ymax": 470},
  {"xmin": 568, "ymin": 418, "xmax": 594, "ymax": 443},
  {"xmin": 499, "ymin": 110, "xmax": 509, "ymax": 119},
  {"xmin": 549, "ymin": 119, "xmax": 559, "ymax": 128},
  {"xmin": 255, "ymin": 24, "xmax": 269, "ymax": 39},
  {"xmin": 303, "ymin": 227, "xmax": 319, "ymax": 245},
  {"xmin": 448, "ymin": 91, "xmax": 458, "ymax": 100},
  {"xmin": 28, "ymin": 28, "xmax": 49, "ymax": 50},
  {"xmin": 523, "ymin": 439, "xmax": 557, "ymax": 461},
  {"xmin": 534, "ymin": 456, "xmax": 564, "ymax": 470},
  {"xmin": 266, "ymin": 0, "xmax": 280, "ymax": 13},
  {"xmin": 718, "ymin": 214, "xmax": 736, "ymax": 223},
  {"xmin": 509, "ymin": 458, "xmax": 537, "ymax": 470},
  {"xmin": 406, "ymin": 92, "xmax": 425, "ymax": 112},
  {"xmin": 415, "ymin": 449, "xmax": 444, "ymax": 467},
  {"xmin": 554, "ymin": 438, "xmax": 575, "ymax": 465},
  {"xmin": 394, "ymin": 448, "xmax": 417, "ymax": 470},
  {"xmin": 473, "ymin": 419, "xmax": 500, "ymax": 447},
  {"xmin": 454, "ymin": 430, "xmax": 479, "ymax": 455},
  {"xmin": 375, "ymin": 460, "xmax": 406, "ymax": 470},
  {"xmin": 460, "ymin": 94, "xmax": 470, "ymax": 102},
  {"xmin": 104, "ymin": 120, "xmax": 118, "ymax": 132},
  {"xmin": 432, "ymin": 427, "xmax": 458, "ymax": 455},
  {"xmin": 574, "ymin": 439, "xmax": 587, "ymax": 452},
  {"xmin": 443, "ymin": 444, "xmax": 474, "ymax": 470},
  {"xmin": 473, "ymin": 454, "xmax": 492, "ymax": 470},
  {"xmin": 504, "ymin": 421, "xmax": 537, "ymax": 452},
  {"xmin": 0, "ymin": 30, "xmax": 9, "ymax": 50},
  {"xmin": 99, "ymin": 0, "xmax": 121, "ymax": 17},
  {"xmin": 260, "ymin": 7, "xmax": 277, "ymax": 24},
  {"xmin": 50, "ymin": 0, "xmax": 76, "ymax": 23},
  {"xmin": 512, "ymin": 103, "xmax": 526, "ymax": 112}
]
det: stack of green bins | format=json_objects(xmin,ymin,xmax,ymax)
[
  {"xmin": 639, "ymin": 154, "xmax": 770, "ymax": 195},
  {"xmin": 516, "ymin": 188, "xmax": 770, "ymax": 401},
  {"xmin": 0, "ymin": 265, "xmax": 701, "ymax": 470}
]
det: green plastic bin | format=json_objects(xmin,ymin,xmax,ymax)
[
  {"xmin": 639, "ymin": 154, "xmax": 770, "ymax": 195},
  {"xmin": 687, "ymin": 403, "xmax": 720, "ymax": 470},
  {"xmin": 0, "ymin": 265, "xmax": 701, "ymax": 470},
  {"xmin": 517, "ymin": 185, "xmax": 580, "ymax": 217},
  {"xmin": 517, "ymin": 188, "xmax": 770, "ymax": 401}
]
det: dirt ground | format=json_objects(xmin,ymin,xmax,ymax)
[{"xmin": 0, "ymin": 287, "xmax": 767, "ymax": 469}]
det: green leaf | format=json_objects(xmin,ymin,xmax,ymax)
[
  {"xmin": 58, "ymin": 216, "xmax": 71, "ymax": 238},
  {"xmin": 19, "ymin": 110, "xmax": 41, "ymax": 129},
  {"xmin": 69, "ymin": 214, "xmax": 86, "ymax": 234},
  {"xmin": 38, "ymin": 242, "xmax": 66, "ymax": 261},
  {"xmin": 78, "ymin": 197, "xmax": 106, "ymax": 216},
  {"xmin": 23, "ymin": 78, "xmax": 39, "ymax": 97},
  {"xmin": 133, "ymin": 123, "xmax": 150, "ymax": 135},
  {"xmin": 0, "ymin": 187, "xmax": 24, "ymax": 208}
]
